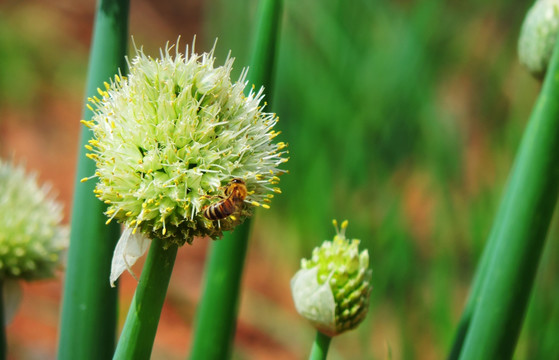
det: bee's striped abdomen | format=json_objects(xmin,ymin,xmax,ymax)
[
  {"xmin": 203, "ymin": 198, "xmax": 237, "ymax": 220},
  {"xmin": 203, "ymin": 178, "xmax": 247, "ymax": 221}
]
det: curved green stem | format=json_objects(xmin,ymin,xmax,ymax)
[
  {"xmin": 309, "ymin": 331, "xmax": 332, "ymax": 360},
  {"xmin": 454, "ymin": 36, "xmax": 559, "ymax": 359},
  {"xmin": 58, "ymin": 0, "xmax": 129, "ymax": 359},
  {"xmin": 113, "ymin": 238, "xmax": 178, "ymax": 360}
]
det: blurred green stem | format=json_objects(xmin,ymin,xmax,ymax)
[
  {"xmin": 0, "ymin": 281, "xmax": 5, "ymax": 360},
  {"xmin": 309, "ymin": 332, "xmax": 332, "ymax": 360},
  {"xmin": 58, "ymin": 0, "xmax": 129, "ymax": 359},
  {"xmin": 248, "ymin": 0, "xmax": 283, "ymax": 95},
  {"xmin": 113, "ymin": 238, "xmax": 178, "ymax": 360},
  {"xmin": 189, "ymin": 223, "xmax": 251, "ymax": 359},
  {"xmin": 189, "ymin": 0, "xmax": 283, "ymax": 359},
  {"xmin": 452, "ymin": 36, "xmax": 559, "ymax": 359}
]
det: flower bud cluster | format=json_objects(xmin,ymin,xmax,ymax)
[
  {"xmin": 519, "ymin": 0, "xmax": 559, "ymax": 78},
  {"xmin": 291, "ymin": 220, "xmax": 372, "ymax": 336}
]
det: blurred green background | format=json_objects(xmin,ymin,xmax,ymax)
[{"xmin": 1, "ymin": 0, "xmax": 557, "ymax": 359}]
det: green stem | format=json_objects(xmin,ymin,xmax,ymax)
[
  {"xmin": 189, "ymin": 1, "xmax": 283, "ymax": 359},
  {"xmin": 0, "ymin": 281, "xmax": 5, "ymax": 360},
  {"xmin": 447, "ymin": 205, "xmax": 504, "ymax": 359},
  {"xmin": 58, "ymin": 0, "xmax": 129, "ymax": 359},
  {"xmin": 189, "ymin": 223, "xmax": 251, "ymax": 359},
  {"xmin": 309, "ymin": 331, "xmax": 332, "ymax": 360},
  {"xmin": 248, "ymin": 0, "xmax": 283, "ymax": 94},
  {"xmin": 454, "ymin": 36, "xmax": 559, "ymax": 359},
  {"xmin": 113, "ymin": 238, "xmax": 178, "ymax": 360}
]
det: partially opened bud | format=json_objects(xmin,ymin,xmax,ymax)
[
  {"xmin": 518, "ymin": 0, "xmax": 559, "ymax": 78},
  {"xmin": 291, "ymin": 220, "xmax": 372, "ymax": 336}
]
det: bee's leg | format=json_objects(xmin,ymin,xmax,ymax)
[{"xmin": 201, "ymin": 192, "xmax": 226, "ymax": 200}]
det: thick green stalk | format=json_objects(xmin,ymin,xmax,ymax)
[
  {"xmin": 247, "ymin": 0, "xmax": 283, "ymax": 95},
  {"xmin": 447, "ymin": 202, "xmax": 506, "ymax": 359},
  {"xmin": 309, "ymin": 331, "xmax": 332, "ymax": 360},
  {"xmin": 189, "ymin": 0, "xmax": 283, "ymax": 359},
  {"xmin": 456, "ymin": 37, "xmax": 559, "ymax": 359},
  {"xmin": 189, "ymin": 223, "xmax": 251, "ymax": 359},
  {"xmin": 113, "ymin": 238, "xmax": 178, "ymax": 359},
  {"xmin": 58, "ymin": 0, "xmax": 129, "ymax": 359}
]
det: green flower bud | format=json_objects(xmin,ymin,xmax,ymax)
[
  {"xmin": 84, "ymin": 40, "xmax": 288, "ymax": 248},
  {"xmin": 291, "ymin": 220, "xmax": 372, "ymax": 337},
  {"xmin": 0, "ymin": 159, "xmax": 67, "ymax": 281},
  {"xmin": 518, "ymin": 0, "xmax": 559, "ymax": 79}
]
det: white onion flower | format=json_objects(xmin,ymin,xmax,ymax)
[
  {"xmin": 0, "ymin": 159, "xmax": 67, "ymax": 322},
  {"xmin": 81, "ymin": 40, "xmax": 288, "ymax": 284}
]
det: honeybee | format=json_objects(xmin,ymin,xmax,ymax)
[{"xmin": 203, "ymin": 178, "xmax": 248, "ymax": 220}]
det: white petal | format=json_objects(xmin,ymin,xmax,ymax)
[
  {"xmin": 110, "ymin": 226, "xmax": 150, "ymax": 287},
  {"xmin": 3, "ymin": 279, "xmax": 22, "ymax": 325},
  {"xmin": 290, "ymin": 267, "xmax": 336, "ymax": 336}
]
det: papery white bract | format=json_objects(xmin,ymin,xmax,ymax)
[
  {"xmin": 290, "ymin": 267, "xmax": 337, "ymax": 336},
  {"xmin": 110, "ymin": 226, "xmax": 150, "ymax": 287}
]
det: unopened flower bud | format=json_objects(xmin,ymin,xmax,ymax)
[
  {"xmin": 518, "ymin": 0, "xmax": 559, "ymax": 78},
  {"xmin": 291, "ymin": 220, "xmax": 372, "ymax": 336}
]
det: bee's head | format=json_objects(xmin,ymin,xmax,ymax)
[{"xmin": 231, "ymin": 178, "xmax": 245, "ymax": 184}]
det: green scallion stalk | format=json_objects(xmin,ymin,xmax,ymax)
[
  {"xmin": 246, "ymin": 0, "xmax": 283, "ymax": 97},
  {"xmin": 0, "ymin": 281, "xmax": 5, "ymax": 360},
  {"xmin": 189, "ymin": 223, "xmax": 251, "ymax": 359},
  {"xmin": 447, "ymin": 212, "xmax": 502, "ymax": 359},
  {"xmin": 453, "ymin": 35, "xmax": 559, "ymax": 360},
  {"xmin": 58, "ymin": 0, "xmax": 129, "ymax": 358},
  {"xmin": 112, "ymin": 239, "xmax": 178, "ymax": 359},
  {"xmin": 189, "ymin": 0, "xmax": 283, "ymax": 359},
  {"xmin": 309, "ymin": 332, "xmax": 332, "ymax": 360}
]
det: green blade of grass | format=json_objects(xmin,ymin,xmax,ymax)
[
  {"xmin": 58, "ymin": 0, "xmax": 129, "ymax": 358},
  {"xmin": 454, "ymin": 36, "xmax": 559, "ymax": 359},
  {"xmin": 112, "ymin": 239, "xmax": 178, "ymax": 360},
  {"xmin": 189, "ymin": 1, "xmax": 283, "ymax": 359}
]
